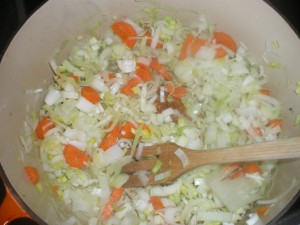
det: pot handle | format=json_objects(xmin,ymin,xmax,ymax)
[{"xmin": 0, "ymin": 176, "xmax": 30, "ymax": 224}]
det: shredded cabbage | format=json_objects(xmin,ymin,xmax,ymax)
[{"xmin": 22, "ymin": 6, "xmax": 284, "ymax": 225}]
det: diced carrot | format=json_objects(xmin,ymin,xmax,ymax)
[
  {"xmin": 109, "ymin": 186, "xmax": 124, "ymax": 203},
  {"xmin": 111, "ymin": 21, "xmax": 137, "ymax": 49},
  {"xmin": 220, "ymin": 162, "xmax": 242, "ymax": 179},
  {"xmin": 229, "ymin": 168, "xmax": 244, "ymax": 180},
  {"xmin": 135, "ymin": 67, "xmax": 153, "ymax": 82},
  {"xmin": 267, "ymin": 118, "xmax": 282, "ymax": 128},
  {"xmin": 215, "ymin": 47, "xmax": 228, "ymax": 58},
  {"xmin": 166, "ymin": 82, "xmax": 175, "ymax": 93},
  {"xmin": 52, "ymin": 185, "xmax": 59, "ymax": 194},
  {"xmin": 214, "ymin": 31, "xmax": 237, "ymax": 53},
  {"xmin": 110, "ymin": 123, "xmax": 121, "ymax": 138},
  {"xmin": 144, "ymin": 31, "xmax": 163, "ymax": 48},
  {"xmin": 150, "ymin": 59, "xmax": 173, "ymax": 81},
  {"xmin": 108, "ymin": 73, "xmax": 116, "ymax": 80},
  {"xmin": 57, "ymin": 75, "xmax": 78, "ymax": 81},
  {"xmin": 99, "ymin": 135, "xmax": 118, "ymax": 151},
  {"xmin": 119, "ymin": 122, "xmax": 136, "ymax": 139},
  {"xmin": 166, "ymin": 82, "xmax": 188, "ymax": 99},
  {"xmin": 63, "ymin": 144, "xmax": 92, "ymax": 169},
  {"xmin": 256, "ymin": 206, "xmax": 268, "ymax": 216},
  {"xmin": 81, "ymin": 86, "xmax": 100, "ymax": 104},
  {"xmin": 172, "ymin": 86, "xmax": 188, "ymax": 99},
  {"xmin": 101, "ymin": 201, "xmax": 114, "ymax": 220},
  {"xmin": 121, "ymin": 77, "xmax": 142, "ymax": 96},
  {"xmin": 136, "ymin": 57, "xmax": 151, "ymax": 69},
  {"xmin": 70, "ymin": 75, "xmax": 79, "ymax": 81},
  {"xmin": 101, "ymin": 186, "xmax": 124, "ymax": 220},
  {"xmin": 244, "ymin": 162, "xmax": 263, "ymax": 176},
  {"xmin": 35, "ymin": 117, "xmax": 56, "ymax": 139},
  {"xmin": 150, "ymin": 196, "xmax": 164, "ymax": 210},
  {"xmin": 260, "ymin": 89, "xmax": 270, "ymax": 96},
  {"xmin": 24, "ymin": 166, "xmax": 40, "ymax": 185},
  {"xmin": 190, "ymin": 38, "xmax": 206, "ymax": 56},
  {"xmin": 99, "ymin": 124, "xmax": 120, "ymax": 150},
  {"xmin": 136, "ymin": 62, "xmax": 149, "ymax": 69},
  {"xmin": 179, "ymin": 33, "xmax": 196, "ymax": 60},
  {"xmin": 252, "ymin": 126, "xmax": 263, "ymax": 137}
]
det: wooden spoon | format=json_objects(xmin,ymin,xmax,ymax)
[{"xmin": 122, "ymin": 136, "xmax": 300, "ymax": 187}]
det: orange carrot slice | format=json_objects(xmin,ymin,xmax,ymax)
[
  {"xmin": 108, "ymin": 73, "xmax": 116, "ymax": 80},
  {"xmin": 135, "ymin": 67, "xmax": 153, "ymax": 82},
  {"xmin": 101, "ymin": 186, "xmax": 124, "ymax": 220},
  {"xmin": 179, "ymin": 33, "xmax": 196, "ymax": 60},
  {"xmin": 215, "ymin": 47, "xmax": 228, "ymax": 58},
  {"xmin": 260, "ymin": 89, "xmax": 270, "ymax": 96},
  {"xmin": 63, "ymin": 144, "xmax": 92, "ymax": 169},
  {"xmin": 119, "ymin": 122, "xmax": 136, "ymax": 139},
  {"xmin": 24, "ymin": 166, "xmax": 40, "ymax": 185},
  {"xmin": 150, "ymin": 59, "xmax": 173, "ymax": 81},
  {"xmin": 214, "ymin": 31, "xmax": 237, "ymax": 53},
  {"xmin": 244, "ymin": 162, "xmax": 263, "ymax": 175},
  {"xmin": 267, "ymin": 118, "xmax": 282, "ymax": 128},
  {"xmin": 229, "ymin": 168, "xmax": 244, "ymax": 180},
  {"xmin": 111, "ymin": 21, "xmax": 137, "ymax": 49},
  {"xmin": 144, "ymin": 31, "xmax": 163, "ymax": 48},
  {"xmin": 252, "ymin": 126, "xmax": 263, "ymax": 137},
  {"xmin": 256, "ymin": 206, "xmax": 268, "ymax": 216},
  {"xmin": 35, "ymin": 117, "xmax": 55, "ymax": 139},
  {"xmin": 121, "ymin": 78, "xmax": 142, "ymax": 96},
  {"xmin": 99, "ymin": 124, "xmax": 120, "ymax": 150},
  {"xmin": 81, "ymin": 86, "xmax": 100, "ymax": 104},
  {"xmin": 150, "ymin": 196, "xmax": 164, "ymax": 210}
]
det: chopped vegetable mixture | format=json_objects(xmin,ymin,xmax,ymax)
[{"xmin": 22, "ymin": 7, "xmax": 283, "ymax": 225}]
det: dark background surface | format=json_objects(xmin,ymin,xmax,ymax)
[{"xmin": 0, "ymin": 0, "xmax": 300, "ymax": 224}]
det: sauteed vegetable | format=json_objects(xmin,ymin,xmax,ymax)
[{"xmin": 22, "ymin": 7, "xmax": 283, "ymax": 225}]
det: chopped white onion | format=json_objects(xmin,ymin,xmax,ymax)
[
  {"xmin": 110, "ymin": 81, "xmax": 121, "ymax": 95},
  {"xmin": 160, "ymin": 86, "xmax": 166, "ymax": 103},
  {"xmin": 160, "ymin": 198, "xmax": 175, "ymax": 208},
  {"xmin": 135, "ymin": 143, "xmax": 145, "ymax": 160},
  {"xmin": 246, "ymin": 213, "xmax": 263, "ymax": 225},
  {"xmin": 76, "ymin": 96, "xmax": 95, "ymax": 113},
  {"xmin": 164, "ymin": 207, "xmax": 179, "ymax": 225},
  {"xmin": 92, "ymin": 76, "xmax": 109, "ymax": 92},
  {"xmin": 98, "ymin": 175, "xmax": 110, "ymax": 205},
  {"xmin": 137, "ymin": 57, "xmax": 151, "ymax": 67},
  {"xmin": 88, "ymin": 217, "xmax": 98, "ymax": 225},
  {"xmin": 102, "ymin": 144, "xmax": 125, "ymax": 165},
  {"xmin": 154, "ymin": 170, "xmax": 171, "ymax": 182},
  {"xmin": 136, "ymin": 170, "xmax": 150, "ymax": 186},
  {"xmin": 91, "ymin": 188, "xmax": 102, "ymax": 197},
  {"xmin": 62, "ymin": 91, "xmax": 79, "ymax": 99},
  {"xmin": 49, "ymin": 58, "xmax": 57, "ymax": 73},
  {"xmin": 174, "ymin": 148, "xmax": 189, "ymax": 168},
  {"xmin": 123, "ymin": 18, "xmax": 144, "ymax": 34},
  {"xmin": 118, "ymin": 59, "xmax": 136, "ymax": 73},
  {"xmin": 44, "ymin": 88, "xmax": 61, "ymax": 106},
  {"xmin": 61, "ymin": 217, "xmax": 77, "ymax": 225},
  {"xmin": 242, "ymin": 75, "xmax": 254, "ymax": 86},
  {"xmin": 115, "ymin": 202, "xmax": 133, "ymax": 220},
  {"xmin": 195, "ymin": 46, "xmax": 216, "ymax": 61},
  {"xmin": 151, "ymin": 180, "xmax": 182, "ymax": 196},
  {"xmin": 150, "ymin": 28, "xmax": 160, "ymax": 49}
]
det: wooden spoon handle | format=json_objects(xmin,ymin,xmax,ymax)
[{"xmin": 186, "ymin": 137, "xmax": 300, "ymax": 170}]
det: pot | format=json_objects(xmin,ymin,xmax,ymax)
[{"xmin": 0, "ymin": 0, "xmax": 300, "ymax": 224}]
